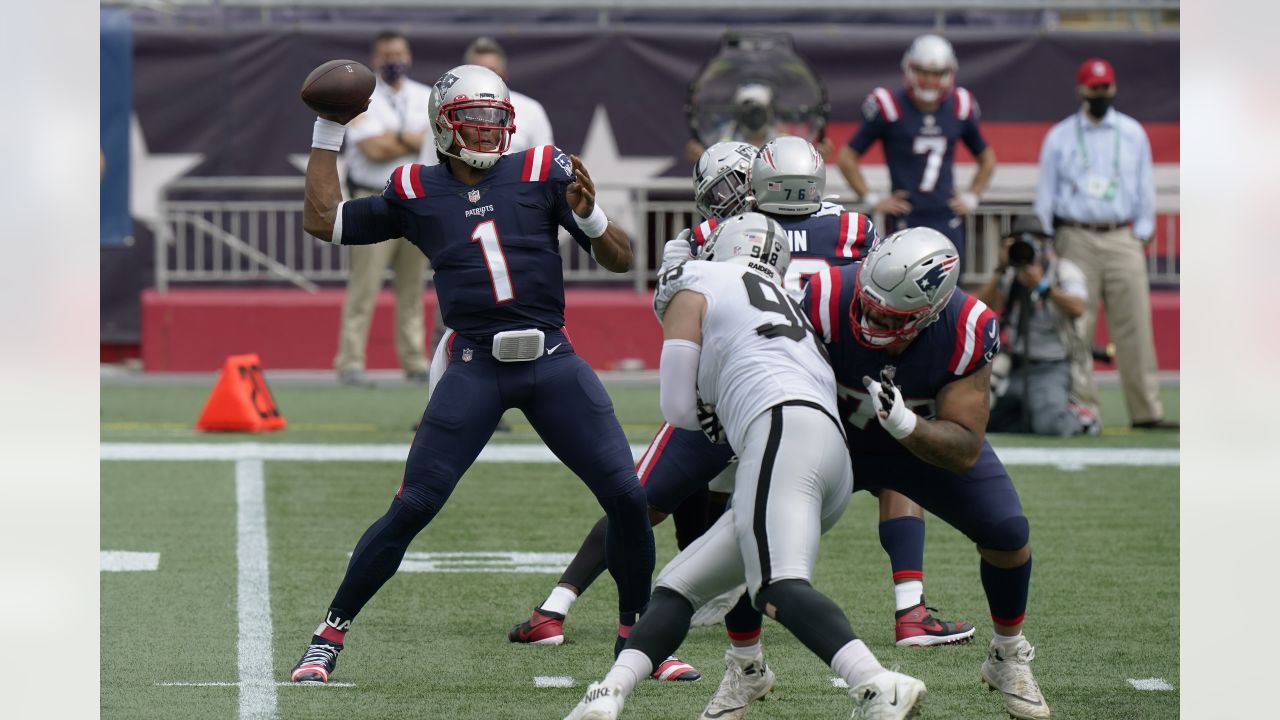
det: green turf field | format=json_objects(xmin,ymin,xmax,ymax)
[{"xmin": 101, "ymin": 380, "xmax": 1178, "ymax": 719}]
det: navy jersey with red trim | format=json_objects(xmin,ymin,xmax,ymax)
[
  {"xmin": 336, "ymin": 145, "xmax": 593, "ymax": 337},
  {"xmin": 802, "ymin": 262, "xmax": 999, "ymax": 456},
  {"xmin": 847, "ymin": 87, "xmax": 988, "ymax": 215},
  {"xmin": 689, "ymin": 202, "xmax": 878, "ymax": 290}
]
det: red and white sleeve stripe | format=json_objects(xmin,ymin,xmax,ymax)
[
  {"xmin": 691, "ymin": 218, "xmax": 719, "ymax": 248},
  {"xmin": 837, "ymin": 211, "xmax": 870, "ymax": 258},
  {"xmin": 955, "ymin": 87, "xmax": 973, "ymax": 121},
  {"xmin": 947, "ymin": 296, "xmax": 995, "ymax": 375},
  {"xmin": 521, "ymin": 145, "xmax": 554, "ymax": 182},
  {"xmin": 872, "ymin": 87, "xmax": 900, "ymax": 122},
  {"xmin": 392, "ymin": 164, "xmax": 426, "ymax": 200},
  {"xmin": 806, "ymin": 266, "xmax": 843, "ymax": 344}
]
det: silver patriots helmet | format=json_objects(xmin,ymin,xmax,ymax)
[
  {"xmin": 429, "ymin": 64, "xmax": 516, "ymax": 170},
  {"xmin": 852, "ymin": 226, "xmax": 959, "ymax": 348},
  {"xmin": 747, "ymin": 135, "xmax": 825, "ymax": 216},
  {"xmin": 901, "ymin": 34, "xmax": 957, "ymax": 104},
  {"xmin": 701, "ymin": 212, "xmax": 791, "ymax": 286},
  {"xmin": 693, "ymin": 141, "xmax": 758, "ymax": 219}
]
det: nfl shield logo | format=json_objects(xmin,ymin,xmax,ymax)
[
  {"xmin": 462, "ymin": 348, "xmax": 474, "ymax": 362},
  {"xmin": 467, "ymin": 189, "xmax": 481, "ymax": 204}
]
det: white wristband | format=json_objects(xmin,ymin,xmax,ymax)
[
  {"xmin": 312, "ymin": 118, "xmax": 346, "ymax": 151},
  {"xmin": 861, "ymin": 192, "xmax": 881, "ymax": 208},
  {"xmin": 574, "ymin": 204, "xmax": 609, "ymax": 238}
]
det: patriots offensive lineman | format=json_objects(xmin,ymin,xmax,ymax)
[
  {"xmin": 837, "ymin": 34, "xmax": 997, "ymax": 270},
  {"xmin": 803, "ymin": 227, "xmax": 1050, "ymax": 719},
  {"xmin": 564, "ymin": 213, "xmax": 926, "ymax": 720},
  {"xmin": 288, "ymin": 64, "xmax": 656, "ymax": 685}
]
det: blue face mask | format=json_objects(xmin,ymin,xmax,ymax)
[{"xmin": 380, "ymin": 62, "xmax": 408, "ymax": 84}]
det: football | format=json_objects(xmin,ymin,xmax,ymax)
[{"xmin": 300, "ymin": 59, "xmax": 375, "ymax": 116}]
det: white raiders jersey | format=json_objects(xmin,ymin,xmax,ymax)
[{"xmin": 654, "ymin": 260, "xmax": 839, "ymax": 451}]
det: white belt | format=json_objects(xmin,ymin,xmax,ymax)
[{"xmin": 491, "ymin": 329, "xmax": 546, "ymax": 362}]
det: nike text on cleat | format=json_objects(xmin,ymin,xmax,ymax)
[
  {"xmin": 563, "ymin": 681, "xmax": 625, "ymax": 720},
  {"xmin": 700, "ymin": 651, "xmax": 776, "ymax": 720},
  {"xmin": 652, "ymin": 655, "xmax": 700, "ymax": 681},
  {"xmin": 290, "ymin": 641, "xmax": 342, "ymax": 684},
  {"xmin": 980, "ymin": 638, "xmax": 1051, "ymax": 719},
  {"xmin": 509, "ymin": 607, "xmax": 566, "ymax": 646},
  {"xmin": 848, "ymin": 670, "xmax": 927, "ymax": 720},
  {"xmin": 894, "ymin": 601, "xmax": 976, "ymax": 647}
]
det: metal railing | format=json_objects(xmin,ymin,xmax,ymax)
[{"xmin": 155, "ymin": 175, "xmax": 1179, "ymax": 293}]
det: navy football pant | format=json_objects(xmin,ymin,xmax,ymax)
[{"xmin": 329, "ymin": 330, "xmax": 655, "ymax": 623}]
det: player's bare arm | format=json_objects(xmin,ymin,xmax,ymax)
[
  {"xmin": 356, "ymin": 132, "xmax": 413, "ymax": 162},
  {"xmin": 950, "ymin": 146, "xmax": 998, "ymax": 214},
  {"xmin": 895, "ymin": 363, "xmax": 991, "ymax": 473},
  {"xmin": 836, "ymin": 145, "xmax": 870, "ymax": 199},
  {"xmin": 567, "ymin": 154, "xmax": 633, "ymax": 272},
  {"xmin": 303, "ymin": 102, "xmax": 369, "ymax": 241}
]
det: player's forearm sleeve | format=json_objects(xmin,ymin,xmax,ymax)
[{"xmin": 659, "ymin": 339, "xmax": 702, "ymax": 431}]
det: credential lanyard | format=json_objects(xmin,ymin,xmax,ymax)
[{"xmin": 1076, "ymin": 113, "xmax": 1121, "ymax": 180}]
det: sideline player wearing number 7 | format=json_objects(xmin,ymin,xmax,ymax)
[{"xmin": 288, "ymin": 64, "xmax": 657, "ymax": 684}]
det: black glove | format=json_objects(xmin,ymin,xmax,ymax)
[{"xmin": 696, "ymin": 398, "xmax": 728, "ymax": 445}]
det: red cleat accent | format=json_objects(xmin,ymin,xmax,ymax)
[
  {"xmin": 508, "ymin": 608, "xmax": 566, "ymax": 646},
  {"xmin": 895, "ymin": 601, "xmax": 975, "ymax": 647},
  {"xmin": 652, "ymin": 656, "xmax": 701, "ymax": 682}
]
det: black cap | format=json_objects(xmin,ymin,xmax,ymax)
[{"xmin": 1007, "ymin": 214, "xmax": 1049, "ymax": 238}]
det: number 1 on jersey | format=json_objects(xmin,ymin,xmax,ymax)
[{"xmin": 471, "ymin": 220, "xmax": 515, "ymax": 303}]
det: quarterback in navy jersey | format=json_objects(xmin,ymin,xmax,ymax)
[
  {"xmin": 288, "ymin": 64, "xmax": 656, "ymax": 686},
  {"xmin": 836, "ymin": 34, "xmax": 997, "ymax": 270},
  {"xmin": 802, "ymin": 227, "xmax": 1052, "ymax": 720}
]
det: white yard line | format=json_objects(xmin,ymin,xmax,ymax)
[
  {"xmin": 237, "ymin": 459, "xmax": 277, "ymax": 720},
  {"xmin": 157, "ymin": 682, "xmax": 355, "ymax": 688},
  {"xmin": 534, "ymin": 676, "xmax": 576, "ymax": 688},
  {"xmin": 1128, "ymin": 677, "xmax": 1174, "ymax": 691},
  {"xmin": 101, "ymin": 443, "xmax": 1179, "ymax": 467},
  {"xmin": 100, "ymin": 551, "xmax": 159, "ymax": 571}
]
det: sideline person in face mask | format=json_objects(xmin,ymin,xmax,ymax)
[
  {"xmin": 334, "ymin": 30, "xmax": 435, "ymax": 387},
  {"xmin": 1033, "ymin": 58, "xmax": 1175, "ymax": 431}
]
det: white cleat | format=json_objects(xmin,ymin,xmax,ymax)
[
  {"xmin": 691, "ymin": 584, "xmax": 747, "ymax": 627},
  {"xmin": 980, "ymin": 637, "xmax": 1050, "ymax": 719},
  {"xmin": 564, "ymin": 682, "xmax": 626, "ymax": 720},
  {"xmin": 848, "ymin": 670, "xmax": 926, "ymax": 720},
  {"xmin": 700, "ymin": 651, "xmax": 776, "ymax": 720}
]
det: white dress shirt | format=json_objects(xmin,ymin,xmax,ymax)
[{"xmin": 345, "ymin": 77, "xmax": 433, "ymax": 189}]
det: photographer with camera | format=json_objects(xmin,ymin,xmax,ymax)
[{"xmin": 978, "ymin": 216, "xmax": 1099, "ymax": 437}]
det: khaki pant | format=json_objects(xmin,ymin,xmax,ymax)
[
  {"xmin": 1055, "ymin": 225, "xmax": 1164, "ymax": 424},
  {"xmin": 334, "ymin": 186, "xmax": 429, "ymax": 374}
]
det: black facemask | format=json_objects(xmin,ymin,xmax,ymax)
[{"xmin": 1085, "ymin": 95, "xmax": 1113, "ymax": 119}]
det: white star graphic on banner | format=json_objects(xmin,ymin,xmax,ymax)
[
  {"xmin": 130, "ymin": 114, "xmax": 203, "ymax": 228},
  {"xmin": 288, "ymin": 154, "xmax": 352, "ymax": 201},
  {"xmin": 576, "ymin": 105, "xmax": 675, "ymax": 239}
]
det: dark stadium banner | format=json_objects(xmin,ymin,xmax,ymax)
[
  {"xmin": 128, "ymin": 26, "xmax": 1178, "ymax": 178},
  {"xmin": 100, "ymin": 9, "xmax": 133, "ymax": 247}
]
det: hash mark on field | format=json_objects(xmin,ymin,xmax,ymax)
[
  {"xmin": 101, "ymin": 551, "xmax": 159, "ymax": 571},
  {"xmin": 237, "ymin": 459, "xmax": 277, "ymax": 719},
  {"xmin": 1127, "ymin": 677, "xmax": 1173, "ymax": 691},
  {"xmin": 535, "ymin": 676, "xmax": 576, "ymax": 688},
  {"xmin": 831, "ymin": 678, "xmax": 849, "ymax": 688}
]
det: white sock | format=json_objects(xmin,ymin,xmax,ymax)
[
  {"xmin": 830, "ymin": 639, "xmax": 885, "ymax": 688},
  {"xmin": 602, "ymin": 649, "xmax": 651, "ymax": 697},
  {"xmin": 992, "ymin": 632, "xmax": 1025, "ymax": 651},
  {"xmin": 541, "ymin": 586, "xmax": 578, "ymax": 616},
  {"xmin": 728, "ymin": 642, "xmax": 763, "ymax": 663},
  {"xmin": 893, "ymin": 580, "xmax": 923, "ymax": 611}
]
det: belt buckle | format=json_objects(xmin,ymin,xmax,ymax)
[{"xmin": 491, "ymin": 329, "xmax": 545, "ymax": 362}]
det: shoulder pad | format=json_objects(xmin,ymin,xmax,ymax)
[
  {"xmin": 521, "ymin": 145, "xmax": 573, "ymax": 183},
  {"xmin": 867, "ymin": 87, "xmax": 901, "ymax": 123},
  {"xmin": 945, "ymin": 293, "xmax": 1000, "ymax": 376}
]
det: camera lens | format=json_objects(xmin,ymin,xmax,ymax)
[{"xmin": 1008, "ymin": 239, "xmax": 1035, "ymax": 266}]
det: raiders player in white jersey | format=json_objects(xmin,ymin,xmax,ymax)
[{"xmin": 565, "ymin": 213, "xmax": 926, "ymax": 720}]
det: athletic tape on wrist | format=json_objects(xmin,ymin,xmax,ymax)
[
  {"xmin": 312, "ymin": 118, "xmax": 346, "ymax": 151},
  {"xmin": 575, "ymin": 204, "xmax": 609, "ymax": 238}
]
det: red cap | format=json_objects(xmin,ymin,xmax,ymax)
[{"xmin": 1077, "ymin": 58, "xmax": 1115, "ymax": 87}]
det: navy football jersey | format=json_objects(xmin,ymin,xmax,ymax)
[
  {"xmin": 336, "ymin": 145, "xmax": 593, "ymax": 338},
  {"xmin": 847, "ymin": 86, "xmax": 988, "ymax": 215},
  {"xmin": 803, "ymin": 262, "xmax": 999, "ymax": 456},
  {"xmin": 690, "ymin": 202, "xmax": 878, "ymax": 291}
]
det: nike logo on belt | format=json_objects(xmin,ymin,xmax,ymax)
[{"xmin": 546, "ymin": 343, "xmax": 563, "ymax": 355}]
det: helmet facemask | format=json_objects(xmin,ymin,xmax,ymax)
[
  {"xmin": 696, "ymin": 168, "xmax": 751, "ymax": 219},
  {"xmin": 437, "ymin": 100, "xmax": 515, "ymax": 170},
  {"xmin": 852, "ymin": 276, "xmax": 935, "ymax": 349}
]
